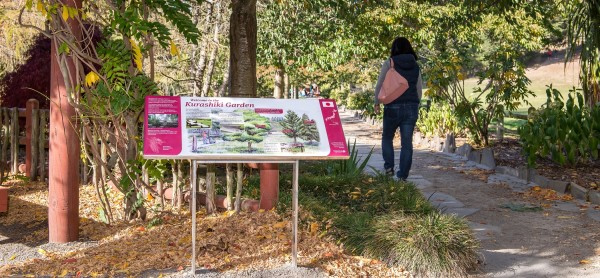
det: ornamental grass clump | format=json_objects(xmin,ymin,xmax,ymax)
[{"xmin": 336, "ymin": 212, "xmax": 479, "ymax": 277}]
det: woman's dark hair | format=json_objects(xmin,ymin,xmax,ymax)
[{"xmin": 390, "ymin": 37, "xmax": 418, "ymax": 60}]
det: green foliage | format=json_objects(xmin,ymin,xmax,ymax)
[
  {"xmin": 300, "ymin": 114, "xmax": 320, "ymax": 143},
  {"xmin": 416, "ymin": 101, "xmax": 462, "ymax": 138},
  {"xmin": 518, "ymin": 86, "xmax": 600, "ymax": 166},
  {"xmin": 329, "ymin": 88, "xmax": 349, "ymax": 107},
  {"xmin": 325, "ymin": 140, "xmax": 373, "ymax": 177},
  {"xmin": 222, "ymin": 110, "xmax": 270, "ymax": 151},
  {"xmin": 426, "ymin": 45, "xmax": 535, "ymax": 145},
  {"xmin": 280, "ymin": 110, "xmax": 304, "ymax": 143},
  {"xmin": 565, "ymin": 0, "xmax": 600, "ymax": 105},
  {"xmin": 346, "ymin": 90, "xmax": 381, "ymax": 119}
]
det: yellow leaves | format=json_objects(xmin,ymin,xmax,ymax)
[
  {"xmin": 170, "ymin": 40, "xmax": 179, "ymax": 56},
  {"xmin": 349, "ymin": 191, "xmax": 361, "ymax": 200},
  {"xmin": 457, "ymin": 72, "xmax": 465, "ymax": 81},
  {"xmin": 85, "ymin": 71, "xmax": 100, "ymax": 87},
  {"xmin": 37, "ymin": 248, "xmax": 50, "ymax": 257},
  {"xmin": 146, "ymin": 192, "xmax": 154, "ymax": 201},
  {"xmin": 36, "ymin": 0, "xmax": 46, "ymax": 16},
  {"xmin": 58, "ymin": 269, "xmax": 69, "ymax": 277},
  {"xmin": 62, "ymin": 6, "xmax": 69, "ymax": 21},
  {"xmin": 309, "ymin": 222, "xmax": 319, "ymax": 236},
  {"xmin": 8, "ymin": 254, "xmax": 16, "ymax": 260},
  {"xmin": 130, "ymin": 39, "xmax": 143, "ymax": 71},
  {"xmin": 272, "ymin": 221, "xmax": 287, "ymax": 229},
  {"xmin": 579, "ymin": 259, "xmax": 591, "ymax": 264}
]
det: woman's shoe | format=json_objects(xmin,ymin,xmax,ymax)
[{"xmin": 385, "ymin": 168, "xmax": 394, "ymax": 176}]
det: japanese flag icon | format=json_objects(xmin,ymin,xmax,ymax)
[{"xmin": 322, "ymin": 101, "xmax": 334, "ymax": 107}]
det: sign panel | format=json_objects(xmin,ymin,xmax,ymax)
[{"xmin": 143, "ymin": 96, "xmax": 349, "ymax": 160}]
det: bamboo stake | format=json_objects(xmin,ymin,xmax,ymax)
[
  {"xmin": 234, "ymin": 163, "xmax": 243, "ymax": 213},
  {"xmin": 177, "ymin": 160, "xmax": 183, "ymax": 210},
  {"xmin": 206, "ymin": 164, "xmax": 216, "ymax": 214},
  {"xmin": 38, "ymin": 110, "xmax": 47, "ymax": 181},
  {"xmin": 30, "ymin": 108, "xmax": 39, "ymax": 180},
  {"xmin": 226, "ymin": 163, "xmax": 234, "ymax": 210}
]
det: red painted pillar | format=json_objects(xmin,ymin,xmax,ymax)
[
  {"xmin": 258, "ymin": 163, "xmax": 279, "ymax": 210},
  {"xmin": 25, "ymin": 99, "xmax": 39, "ymax": 178},
  {"xmin": 48, "ymin": 0, "xmax": 81, "ymax": 243}
]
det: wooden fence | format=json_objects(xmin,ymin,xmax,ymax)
[{"xmin": 0, "ymin": 99, "xmax": 48, "ymax": 182}]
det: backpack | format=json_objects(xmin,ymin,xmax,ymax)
[{"xmin": 377, "ymin": 58, "xmax": 409, "ymax": 104}]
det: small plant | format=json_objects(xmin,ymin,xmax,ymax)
[
  {"xmin": 325, "ymin": 140, "xmax": 373, "ymax": 176},
  {"xmin": 519, "ymin": 86, "xmax": 600, "ymax": 166}
]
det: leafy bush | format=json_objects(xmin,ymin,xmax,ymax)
[
  {"xmin": 416, "ymin": 101, "xmax": 462, "ymax": 138},
  {"xmin": 519, "ymin": 87, "xmax": 600, "ymax": 166},
  {"xmin": 346, "ymin": 90, "xmax": 380, "ymax": 118},
  {"xmin": 329, "ymin": 88, "xmax": 350, "ymax": 107}
]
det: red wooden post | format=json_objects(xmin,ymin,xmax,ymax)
[
  {"xmin": 25, "ymin": 99, "xmax": 39, "ymax": 178},
  {"xmin": 0, "ymin": 186, "xmax": 8, "ymax": 213},
  {"xmin": 48, "ymin": 0, "xmax": 81, "ymax": 243},
  {"xmin": 258, "ymin": 163, "xmax": 279, "ymax": 210}
]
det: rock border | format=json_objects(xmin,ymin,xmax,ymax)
[{"xmin": 410, "ymin": 131, "xmax": 600, "ymax": 206}]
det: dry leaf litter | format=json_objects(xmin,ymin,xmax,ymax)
[{"xmin": 0, "ymin": 179, "xmax": 410, "ymax": 277}]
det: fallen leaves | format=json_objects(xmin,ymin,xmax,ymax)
[{"xmin": 524, "ymin": 186, "xmax": 573, "ymax": 202}]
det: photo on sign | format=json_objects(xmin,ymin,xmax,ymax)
[
  {"xmin": 185, "ymin": 109, "xmax": 321, "ymax": 154},
  {"xmin": 148, "ymin": 114, "xmax": 178, "ymax": 128},
  {"xmin": 186, "ymin": 118, "xmax": 212, "ymax": 128}
]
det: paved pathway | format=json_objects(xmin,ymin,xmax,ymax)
[{"xmin": 340, "ymin": 110, "xmax": 600, "ymax": 278}]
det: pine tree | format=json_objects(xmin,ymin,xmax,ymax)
[
  {"xmin": 280, "ymin": 110, "xmax": 304, "ymax": 143},
  {"xmin": 300, "ymin": 114, "xmax": 319, "ymax": 143}
]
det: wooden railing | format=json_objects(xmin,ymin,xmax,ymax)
[{"xmin": 0, "ymin": 99, "xmax": 48, "ymax": 182}]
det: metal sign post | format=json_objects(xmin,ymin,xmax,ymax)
[{"xmin": 190, "ymin": 160, "xmax": 300, "ymax": 275}]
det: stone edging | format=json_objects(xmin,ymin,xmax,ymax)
[
  {"xmin": 346, "ymin": 107, "xmax": 600, "ymax": 205},
  {"xmin": 410, "ymin": 131, "xmax": 600, "ymax": 206}
]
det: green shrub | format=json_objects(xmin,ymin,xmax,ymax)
[
  {"xmin": 329, "ymin": 88, "xmax": 350, "ymax": 107},
  {"xmin": 519, "ymin": 86, "xmax": 600, "ymax": 166},
  {"xmin": 336, "ymin": 212, "xmax": 479, "ymax": 277},
  {"xmin": 416, "ymin": 101, "xmax": 462, "ymax": 138},
  {"xmin": 346, "ymin": 90, "xmax": 380, "ymax": 119}
]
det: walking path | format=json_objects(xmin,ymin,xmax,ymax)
[{"xmin": 340, "ymin": 110, "xmax": 600, "ymax": 277}]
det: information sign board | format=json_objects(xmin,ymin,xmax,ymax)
[{"xmin": 143, "ymin": 96, "xmax": 349, "ymax": 160}]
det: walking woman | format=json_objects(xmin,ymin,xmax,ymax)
[{"xmin": 374, "ymin": 37, "xmax": 422, "ymax": 180}]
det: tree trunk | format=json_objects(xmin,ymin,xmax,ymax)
[
  {"xmin": 283, "ymin": 73, "xmax": 289, "ymax": 99},
  {"xmin": 217, "ymin": 60, "xmax": 231, "ymax": 97},
  {"xmin": 229, "ymin": 0, "xmax": 257, "ymax": 98},
  {"xmin": 201, "ymin": 1, "xmax": 223, "ymax": 97},
  {"xmin": 274, "ymin": 66, "xmax": 284, "ymax": 99},
  {"xmin": 192, "ymin": 2, "xmax": 214, "ymax": 96}
]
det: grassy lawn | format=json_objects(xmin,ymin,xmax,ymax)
[{"xmin": 461, "ymin": 54, "xmax": 580, "ymax": 116}]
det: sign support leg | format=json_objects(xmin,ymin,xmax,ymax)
[
  {"xmin": 191, "ymin": 160, "xmax": 197, "ymax": 275},
  {"xmin": 292, "ymin": 160, "xmax": 299, "ymax": 267}
]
